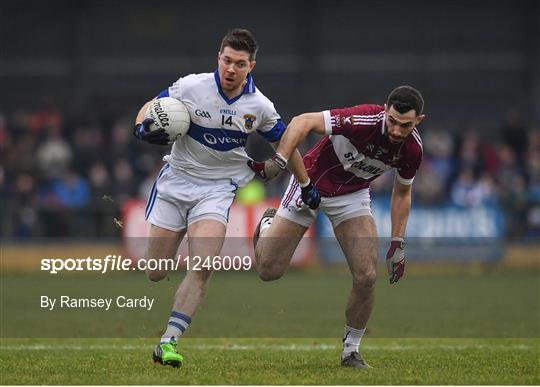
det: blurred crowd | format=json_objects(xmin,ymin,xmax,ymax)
[{"xmin": 1, "ymin": 107, "xmax": 539, "ymax": 238}]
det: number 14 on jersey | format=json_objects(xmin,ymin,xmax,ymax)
[{"xmin": 222, "ymin": 115, "xmax": 233, "ymax": 126}]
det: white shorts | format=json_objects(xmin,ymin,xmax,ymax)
[
  {"xmin": 145, "ymin": 163, "xmax": 237, "ymax": 232},
  {"xmin": 277, "ymin": 176, "xmax": 373, "ymax": 228}
]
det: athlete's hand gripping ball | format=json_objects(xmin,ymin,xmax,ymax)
[
  {"xmin": 386, "ymin": 237, "xmax": 405, "ymax": 284},
  {"xmin": 300, "ymin": 180, "xmax": 321, "ymax": 210},
  {"xmin": 133, "ymin": 118, "xmax": 170, "ymax": 145},
  {"xmin": 247, "ymin": 153, "xmax": 288, "ymax": 182}
]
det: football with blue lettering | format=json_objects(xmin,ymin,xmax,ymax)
[{"xmin": 146, "ymin": 97, "xmax": 191, "ymax": 143}]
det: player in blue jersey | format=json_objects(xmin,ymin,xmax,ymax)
[{"xmin": 133, "ymin": 29, "xmax": 320, "ymax": 368}]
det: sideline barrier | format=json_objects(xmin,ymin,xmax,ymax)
[
  {"xmin": 122, "ymin": 199, "xmax": 315, "ymax": 268},
  {"xmin": 4, "ymin": 198, "xmax": 535, "ymax": 272},
  {"xmin": 317, "ymin": 197, "xmax": 507, "ymax": 263}
]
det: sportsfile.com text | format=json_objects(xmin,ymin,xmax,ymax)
[{"xmin": 40, "ymin": 255, "xmax": 252, "ymax": 274}]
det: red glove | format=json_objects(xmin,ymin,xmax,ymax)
[{"xmin": 386, "ymin": 237, "xmax": 405, "ymax": 284}]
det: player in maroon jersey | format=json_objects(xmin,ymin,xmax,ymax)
[{"xmin": 250, "ymin": 86, "xmax": 425, "ymax": 368}]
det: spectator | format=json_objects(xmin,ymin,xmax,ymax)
[
  {"xmin": 12, "ymin": 173, "xmax": 37, "ymax": 237},
  {"xmin": 2, "ymin": 107, "xmax": 538, "ymax": 238},
  {"xmin": 414, "ymin": 128, "xmax": 456, "ymax": 203},
  {"xmin": 525, "ymin": 128, "xmax": 540, "ymax": 236},
  {"xmin": 112, "ymin": 158, "xmax": 137, "ymax": 205},
  {"xmin": 52, "ymin": 170, "xmax": 91, "ymax": 210},
  {"xmin": 36, "ymin": 124, "xmax": 73, "ymax": 179},
  {"xmin": 456, "ymin": 131, "xmax": 483, "ymax": 174},
  {"xmin": 37, "ymin": 170, "xmax": 91, "ymax": 236},
  {"xmin": 450, "ymin": 169, "xmax": 496, "ymax": 207},
  {"xmin": 72, "ymin": 125, "xmax": 104, "ymax": 174},
  {"xmin": 87, "ymin": 162, "xmax": 117, "ymax": 237}
]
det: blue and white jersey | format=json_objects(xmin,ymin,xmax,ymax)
[{"xmin": 157, "ymin": 71, "xmax": 285, "ymax": 187}]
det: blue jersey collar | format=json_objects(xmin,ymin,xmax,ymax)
[{"xmin": 214, "ymin": 70, "xmax": 256, "ymax": 105}]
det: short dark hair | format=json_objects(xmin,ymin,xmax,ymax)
[
  {"xmin": 386, "ymin": 86, "xmax": 424, "ymax": 115},
  {"xmin": 220, "ymin": 28, "xmax": 258, "ymax": 61}
]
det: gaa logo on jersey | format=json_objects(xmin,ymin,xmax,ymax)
[
  {"xmin": 195, "ymin": 109, "xmax": 211, "ymax": 119},
  {"xmin": 243, "ymin": 114, "xmax": 257, "ymax": 131}
]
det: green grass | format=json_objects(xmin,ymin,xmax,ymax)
[
  {"xmin": 1, "ymin": 338, "xmax": 538, "ymax": 384},
  {"xmin": 1, "ymin": 270, "xmax": 539, "ymax": 384},
  {"xmin": 1, "ymin": 270, "xmax": 539, "ymax": 338}
]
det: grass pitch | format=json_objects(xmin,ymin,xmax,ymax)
[
  {"xmin": 2, "ymin": 270, "xmax": 538, "ymax": 338},
  {"xmin": 1, "ymin": 269, "xmax": 539, "ymax": 384},
  {"xmin": 1, "ymin": 338, "xmax": 538, "ymax": 384}
]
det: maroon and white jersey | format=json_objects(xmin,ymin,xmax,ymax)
[{"xmin": 303, "ymin": 104, "xmax": 423, "ymax": 197}]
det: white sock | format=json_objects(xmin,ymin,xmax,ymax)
[
  {"xmin": 160, "ymin": 311, "xmax": 192, "ymax": 344},
  {"xmin": 342, "ymin": 325, "xmax": 366, "ymax": 358},
  {"xmin": 259, "ymin": 216, "xmax": 274, "ymax": 235}
]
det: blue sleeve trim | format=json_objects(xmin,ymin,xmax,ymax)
[
  {"xmin": 156, "ymin": 89, "xmax": 169, "ymax": 99},
  {"xmin": 258, "ymin": 119, "xmax": 286, "ymax": 142}
]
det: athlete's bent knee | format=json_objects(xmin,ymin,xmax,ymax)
[
  {"xmin": 259, "ymin": 270, "xmax": 284, "ymax": 281},
  {"xmin": 352, "ymin": 267, "xmax": 377, "ymax": 289},
  {"xmin": 258, "ymin": 264, "xmax": 285, "ymax": 281},
  {"xmin": 146, "ymin": 269, "xmax": 168, "ymax": 282}
]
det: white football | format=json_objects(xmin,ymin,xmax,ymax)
[{"xmin": 146, "ymin": 97, "xmax": 191, "ymax": 144}]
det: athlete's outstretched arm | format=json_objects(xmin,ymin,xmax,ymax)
[
  {"xmin": 286, "ymin": 149, "xmax": 309, "ymax": 185},
  {"xmin": 269, "ymin": 144, "xmax": 309, "ymax": 185},
  {"xmin": 385, "ymin": 178, "xmax": 413, "ymax": 284},
  {"xmin": 247, "ymin": 112, "xmax": 325, "ymax": 209},
  {"xmin": 248, "ymin": 112, "xmax": 324, "ymax": 183},
  {"xmin": 276, "ymin": 112, "xmax": 326, "ymax": 209},
  {"xmin": 274, "ymin": 112, "xmax": 326, "ymax": 161},
  {"xmin": 390, "ymin": 178, "xmax": 412, "ymax": 238}
]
